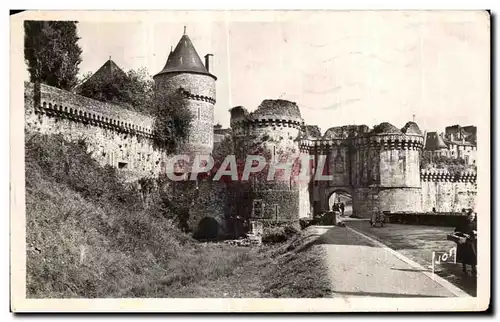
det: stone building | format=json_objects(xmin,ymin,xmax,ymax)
[{"xmin": 424, "ymin": 125, "xmax": 477, "ymax": 165}]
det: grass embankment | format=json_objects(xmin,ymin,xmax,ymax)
[{"xmin": 26, "ymin": 133, "xmax": 331, "ymax": 298}]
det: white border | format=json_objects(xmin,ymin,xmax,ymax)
[{"xmin": 6, "ymin": 4, "xmax": 495, "ymax": 316}]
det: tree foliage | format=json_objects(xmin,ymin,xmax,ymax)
[
  {"xmin": 24, "ymin": 21, "xmax": 83, "ymax": 90},
  {"xmin": 152, "ymin": 90, "xmax": 193, "ymax": 154},
  {"xmin": 420, "ymin": 153, "xmax": 475, "ymax": 173},
  {"xmin": 77, "ymin": 67, "xmax": 154, "ymax": 114}
]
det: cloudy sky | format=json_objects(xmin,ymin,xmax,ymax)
[{"xmin": 23, "ymin": 11, "xmax": 490, "ymax": 134}]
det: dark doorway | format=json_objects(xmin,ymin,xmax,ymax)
[{"xmin": 193, "ymin": 217, "xmax": 220, "ymax": 240}]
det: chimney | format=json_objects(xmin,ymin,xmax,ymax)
[{"xmin": 204, "ymin": 54, "xmax": 214, "ymax": 73}]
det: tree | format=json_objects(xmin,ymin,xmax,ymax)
[
  {"xmin": 76, "ymin": 67, "xmax": 154, "ymax": 114},
  {"xmin": 24, "ymin": 21, "xmax": 83, "ymax": 90},
  {"xmin": 152, "ymin": 90, "xmax": 193, "ymax": 154},
  {"xmin": 126, "ymin": 68, "xmax": 154, "ymax": 113}
]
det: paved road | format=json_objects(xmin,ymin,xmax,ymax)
[
  {"xmin": 311, "ymin": 226, "xmax": 469, "ymax": 298},
  {"xmin": 343, "ymin": 220, "xmax": 477, "ymax": 296}
]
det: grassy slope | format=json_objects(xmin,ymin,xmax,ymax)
[{"xmin": 26, "ymin": 133, "xmax": 331, "ymax": 298}]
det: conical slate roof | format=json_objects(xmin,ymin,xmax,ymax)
[
  {"xmin": 154, "ymin": 33, "xmax": 216, "ymax": 80},
  {"xmin": 425, "ymin": 132, "xmax": 448, "ymax": 150},
  {"xmin": 81, "ymin": 59, "xmax": 127, "ymax": 87},
  {"xmin": 435, "ymin": 133, "xmax": 448, "ymax": 149}
]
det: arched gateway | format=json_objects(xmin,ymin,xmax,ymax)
[
  {"xmin": 302, "ymin": 122, "xmax": 425, "ymax": 218},
  {"xmin": 230, "ymin": 100, "xmax": 426, "ymax": 223}
]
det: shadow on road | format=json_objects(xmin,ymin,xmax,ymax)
[
  {"xmin": 290, "ymin": 226, "xmax": 377, "ymax": 254},
  {"xmin": 333, "ymin": 290, "xmax": 449, "ymax": 298},
  {"xmin": 390, "ymin": 267, "xmax": 427, "ymax": 273},
  {"xmin": 345, "ymin": 221, "xmax": 477, "ymax": 297}
]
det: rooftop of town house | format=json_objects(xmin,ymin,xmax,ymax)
[{"xmin": 425, "ymin": 132, "xmax": 448, "ymax": 151}]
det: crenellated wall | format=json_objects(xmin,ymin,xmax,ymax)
[
  {"xmin": 25, "ymin": 82, "xmax": 167, "ymax": 180},
  {"xmin": 420, "ymin": 169, "xmax": 477, "ymax": 212}
]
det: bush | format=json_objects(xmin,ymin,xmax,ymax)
[
  {"xmin": 262, "ymin": 225, "xmax": 299, "ymax": 243},
  {"xmin": 420, "ymin": 153, "xmax": 476, "ymax": 173},
  {"xmin": 299, "ymin": 218, "xmax": 313, "ymax": 230}
]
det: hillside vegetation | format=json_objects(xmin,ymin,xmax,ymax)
[{"xmin": 25, "ymin": 133, "xmax": 331, "ymax": 298}]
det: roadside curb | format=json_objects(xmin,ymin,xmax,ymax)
[{"xmin": 345, "ymin": 226, "xmax": 471, "ymax": 298}]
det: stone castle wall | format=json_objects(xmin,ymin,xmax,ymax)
[
  {"xmin": 420, "ymin": 170, "xmax": 477, "ymax": 212},
  {"xmin": 25, "ymin": 82, "xmax": 167, "ymax": 180}
]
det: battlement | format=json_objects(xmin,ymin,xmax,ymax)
[
  {"xmin": 229, "ymin": 100, "xmax": 305, "ymax": 133},
  {"xmin": 298, "ymin": 132, "xmax": 424, "ymax": 152},
  {"xmin": 420, "ymin": 169, "xmax": 477, "ymax": 182},
  {"xmin": 28, "ymin": 82, "xmax": 155, "ymax": 138},
  {"xmin": 353, "ymin": 133, "xmax": 424, "ymax": 150},
  {"xmin": 180, "ymin": 88, "xmax": 216, "ymax": 104}
]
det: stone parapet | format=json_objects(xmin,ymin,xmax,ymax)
[
  {"xmin": 30, "ymin": 82, "xmax": 155, "ymax": 139},
  {"xmin": 420, "ymin": 169, "xmax": 477, "ymax": 182},
  {"xmin": 353, "ymin": 133, "xmax": 424, "ymax": 150},
  {"xmin": 180, "ymin": 88, "xmax": 216, "ymax": 104}
]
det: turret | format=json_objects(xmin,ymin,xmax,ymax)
[
  {"xmin": 229, "ymin": 99, "xmax": 305, "ymax": 225},
  {"xmin": 350, "ymin": 121, "xmax": 425, "ymax": 216},
  {"xmin": 153, "ymin": 28, "xmax": 217, "ymax": 155}
]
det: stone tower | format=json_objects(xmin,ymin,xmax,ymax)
[
  {"xmin": 153, "ymin": 29, "xmax": 217, "ymax": 155},
  {"xmin": 351, "ymin": 121, "xmax": 424, "ymax": 216},
  {"xmin": 229, "ymin": 100, "xmax": 304, "ymax": 226}
]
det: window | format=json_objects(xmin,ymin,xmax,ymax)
[{"xmin": 252, "ymin": 199, "xmax": 263, "ymax": 218}]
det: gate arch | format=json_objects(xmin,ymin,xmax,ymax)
[{"xmin": 312, "ymin": 184, "xmax": 354, "ymax": 216}]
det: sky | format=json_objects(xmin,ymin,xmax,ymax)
[{"xmin": 23, "ymin": 11, "xmax": 490, "ymax": 134}]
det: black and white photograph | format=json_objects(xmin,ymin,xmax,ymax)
[{"xmin": 10, "ymin": 10, "xmax": 490, "ymax": 312}]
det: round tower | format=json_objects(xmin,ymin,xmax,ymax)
[
  {"xmin": 229, "ymin": 100, "xmax": 304, "ymax": 226},
  {"xmin": 351, "ymin": 121, "xmax": 424, "ymax": 217},
  {"xmin": 153, "ymin": 30, "xmax": 217, "ymax": 155}
]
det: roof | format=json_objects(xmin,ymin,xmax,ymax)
[
  {"xmin": 302, "ymin": 125, "xmax": 322, "ymax": 139},
  {"xmin": 251, "ymin": 99, "xmax": 303, "ymax": 122},
  {"xmin": 81, "ymin": 59, "xmax": 127, "ymax": 87},
  {"xmin": 371, "ymin": 122, "xmax": 402, "ymax": 135},
  {"xmin": 154, "ymin": 33, "xmax": 216, "ymax": 80},
  {"xmin": 425, "ymin": 132, "xmax": 448, "ymax": 150},
  {"xmin": 443, "ymin": 138, "xmax": 476, "ymax": 147},
  {"xmin": 401, "ymin": 121, "xmax": 422, "ymax": 135},
  {"xmin": 323, "ymin": 125, "xmax": 370, "ymax": 139}
]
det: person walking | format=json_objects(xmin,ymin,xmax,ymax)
[
  {"xmin": 454, "ymin": 210, "xmax": 477, "ymax": 275},
  {"xmin": 340, "ymin": 203, "xmax": 345, "ymax": 216}
]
